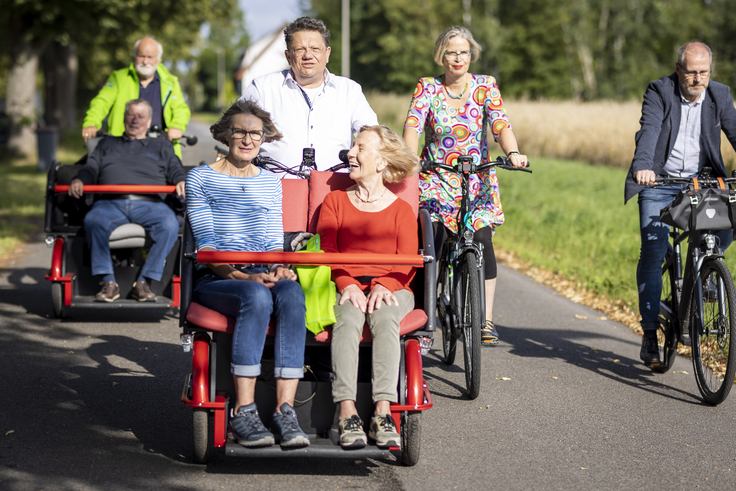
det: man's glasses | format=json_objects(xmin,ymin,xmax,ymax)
[
  {"xmin": 230, "ymin": 128, "xmax": 264, "ymax": 142},
  {"xmin": 291, "ymin": 47, "xmax": 325, "ymax": 57},
  {"xmin": 678, "ymin": 64, "xmax": 711, "ymax": 79},
  {"xmin": 444, "ymin": 50, "xmax": 472, "ymax": 60}
]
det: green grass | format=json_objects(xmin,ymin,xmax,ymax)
[
  {"xmin": 0, "ymin": 164, "xmax": 47, "ymax": 260},
  {"xmin": 494, "ymin": 158, "xmax": 645, "ymax": 312},
  {"xmin": 0, "ymin": 130, "xmax": 86, "ymax": 262},
  {"xmin": 494, "ymin": 157, "xmax": 736, "ymax": 313}
]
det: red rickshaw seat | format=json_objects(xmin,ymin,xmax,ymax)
[{"xmin": 185, "ymin": 301, "xmax": 427, "ymax": 341}]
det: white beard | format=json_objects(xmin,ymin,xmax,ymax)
[{"xmin": 136, "ymin": 63, "xmax": 157, "ymax": 78}]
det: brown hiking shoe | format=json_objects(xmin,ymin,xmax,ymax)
[
  {"xmin": 94, "ymin": 281, "xmax": 120, "ymax": 302},
  {"xmin": 131, "ymin": 280, "xmax": 156, "ymax": 302}
]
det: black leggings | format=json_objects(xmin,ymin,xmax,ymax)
[{"xmin": 433, "ymin": 222, "xmax": 497, "ymax": 279}]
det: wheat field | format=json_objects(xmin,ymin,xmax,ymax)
[{"xmin": 367, "ymin": 92, "xmax": 736, "ymax": 170}]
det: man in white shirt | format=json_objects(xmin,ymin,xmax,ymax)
[{"xmin": 241, "ymin": 17, "xmax": 378, "ymax": 170}]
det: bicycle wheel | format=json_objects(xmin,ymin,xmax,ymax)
[
  {"xmin": 437, "ymin": 252, "xmax": 457, "ymax": 365},
  {"xmin": 460, "ymin": 251, "xmax": 482, "ymax": 399},
  {"xmin": 690, "ymin": 258, "xmax": 736, "ymax": 405},
  {"xmin": 654, "ymin": 247, "xmax": 678, "ymax": 373}
]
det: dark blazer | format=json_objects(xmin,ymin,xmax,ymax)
[{"xmin": 624, "ymin": 73, "xmax": 736, "ymax": 203}]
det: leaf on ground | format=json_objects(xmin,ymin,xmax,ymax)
[
  {"xmin": 551, "ymin": 376, "xmax": 558, "ymax": 379},
  {"xmin": 5, "ymin": 430, "xmax": 14, "ymax": 436},
  {"xmin": 613, "ymin": 359, "xmax": 620, "ymax": 363},
  {"xmin": 500, "ymin": 377, "xmax": 511, "ymax": 381},
  {"xmin": 675, "ymin": 371, "xmax": 689, "ymax": 375},
  {"xmin": 574, "ymin": 314, "xmax": 588, "ymax": 319},
  {"xmin": 597, "ymin": 316, "xmax": 608, "ymax": 320},
  {"xmin": 590, "ymin": 347, "xmax": 598, "ymax": 352}
]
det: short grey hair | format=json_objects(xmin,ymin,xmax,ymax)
[
  {"xmin": 284, "ymin": 17, "xmax": 330, "ymax": 50},
  {"xmin": 210, "ymin": 99, "xmax": 283, "ymax": 145},
  {"xmin": 677, "ymin": 41, "xmax": 712, "ymax": 66},
  {"xmin": 133, "ymin": 37, "xmax": 163, "ymax": 60},
  {"xmin": 125, "ymin": 98, "xmax": 153, "ymax": 118},
  {"xmin": 433, "ymin": 26, "xmax": 482, "ymax": 65}
]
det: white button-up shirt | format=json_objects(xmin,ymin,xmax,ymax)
[
  {"xmin": 241, "ymin": 69, "xmax": 378, "ymax": 171},
  {"xmin": 663, "ymin": 87, "xmax": 706, "ymax": 177}
]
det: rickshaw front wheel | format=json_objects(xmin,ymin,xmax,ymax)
[
  {"xmin": 193, "ymin": 409, "xmax": 210, "ymax": 463},
  {"xmin": 400, "ymin": 411, "xmax": 421, "ymax": 466}
]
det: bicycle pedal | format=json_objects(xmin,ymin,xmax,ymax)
[{"xmin": 482, "ymin": 339, "xmax": 499, "ymax": 346}]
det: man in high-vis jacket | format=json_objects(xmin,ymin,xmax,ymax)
[{"xmin": 82, "ymin": 37, "xmax": 191, "ymax": 160}]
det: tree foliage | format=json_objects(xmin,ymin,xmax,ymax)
[
  {"xmin": 310, "ymin": 0, "xmax": 736, "ymax": 100},
  {"xmin": 0, "ymin": 0, "xmax": 239, "ymax": 156}
]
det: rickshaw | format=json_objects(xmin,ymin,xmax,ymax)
[
  {"xmin": 44, "ymin": 130, "xmax": 197, "ymax": 318},
  {"xmin": 178, "ymin": 167, "xmax": 436, "ymax": 466}
]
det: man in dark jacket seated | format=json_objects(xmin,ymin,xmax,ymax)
[{"xmin": 69, "ymin": 98, "xmax": 186, "ymax": 302}]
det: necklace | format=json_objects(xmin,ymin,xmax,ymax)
[
  {"xmin": 445, "ymin": 82, "xmax": 468, "ymax": 99},
  {"xmin": 355, "ymin": 187, "xmax": 387, "ymax": 204}
]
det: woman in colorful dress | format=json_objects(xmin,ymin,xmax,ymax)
[{"xmin": 403, "ymin": 26, "xmax": 528, "ymax": 345}]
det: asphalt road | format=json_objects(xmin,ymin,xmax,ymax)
[
  {"xmin": 1, "ymin": 233, "xmax": 735, "ymax": 490},
  {"xmin": 180, "ymin": 119, "xmax": 221, "ymax": 168}
]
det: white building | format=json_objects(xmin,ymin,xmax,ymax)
[{"xmin": 236, "ymin": 24, "xmax": 289, "ymax": 95}]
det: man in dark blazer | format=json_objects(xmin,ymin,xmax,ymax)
[{"xmin": 626, "ymin": 41, "xmax": 736, "ymax": 367}]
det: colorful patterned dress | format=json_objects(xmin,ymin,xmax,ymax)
[{"xmin": 404, "ymin": 74, "xmax": 511, "ymax": 234}]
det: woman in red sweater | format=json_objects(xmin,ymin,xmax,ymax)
[{"xmin": 317, "ymin": 125, "xmax": 420, "ymax": 449}]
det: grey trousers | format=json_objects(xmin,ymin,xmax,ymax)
[{"xmin": 331, "ymin": 289, "xmax": 414, "ymax": 404}]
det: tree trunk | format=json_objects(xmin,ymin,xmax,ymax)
[
  {"xmin": 7, "ymin": 41, "xmax": 41, "ymax": 158},
  {"xmin": 42, "ymin": 42, "xmax": 78, "ymax": 131}
]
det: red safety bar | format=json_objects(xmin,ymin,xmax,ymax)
[
  {"xmin": 196, "ymin": 251, "xmax": 425, "ymax": 267},
  {"xmin": 54, "ymin": 185, "xmax": 176, "ymax": 194}
]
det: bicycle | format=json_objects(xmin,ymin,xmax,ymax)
[
  {"xmin": 422, "ymin": 155, "xmax": 531, "ymax": 399},
  {"xmin": 655, "ymin": 168, "xmax": 736, "ymax": 405}
]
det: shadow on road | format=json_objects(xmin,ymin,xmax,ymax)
[
  {"xmin": 496, "ymin": 322, "xmax": 703, "ymax": 404},
  {"xmin": 0, "ymin": 317, "xmax": 395, "ymax": 488}
]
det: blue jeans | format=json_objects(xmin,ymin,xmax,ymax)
[
  {"xmin": 84, "ymin": 199, "xmax": 179, "ymax": 281},
  {"xmin": 193, "ymin": 272, "xmax": 306, "ymax": 378},
  {"xmin": 637, "ymin": 184, "xmax": 733, "ymax": 330}
]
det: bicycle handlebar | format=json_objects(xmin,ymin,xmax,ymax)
[
  {"xmin": 252, "ymin": 150, "xmax": 351, "ymax": 177},
  {"xmin": 420, "ymin": 155, "xmax": 532, "ymax": 174},
  {"xmin": 94, "ymin": 127, "xmax": 198, "ymax": 146},
  {"xmin": 652, "ymin": 167, "xmax": 736, "ymax": 187}
]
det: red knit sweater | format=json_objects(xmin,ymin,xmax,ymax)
[{"xmin": 316, "ymin": 190, "xmax": 418, "ymax": 293}]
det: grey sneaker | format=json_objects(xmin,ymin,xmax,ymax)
[
  {"xmin": 230, "ymin": 403, "xmax": 275, "ymax": 447},
  {"xmin": 271, "ymin": 403, "xmax": 309, "ymax": 447},
  {"xmin": 94, "ymin": 281, "xmax": 120, "ymax": 302},
  {"xmin": 368, "ymin": 413, "xmax": 400, "ymax": 448},
  {"xmin": 338, "ymin": 414, "xmax": 367, "ymax": 449}
]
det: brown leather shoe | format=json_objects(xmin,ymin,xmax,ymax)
[
  {"xmin": 95, "ymin": 281, "xmax": 120, "ymax": 302},
  {"xmin": 131, "ymin": 280, "xmax": 156, "ymax": 302}
]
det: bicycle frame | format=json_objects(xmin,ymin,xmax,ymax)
[{"xmin": 665, "ymin": 226, "xmax": 729, "ymax": 341}]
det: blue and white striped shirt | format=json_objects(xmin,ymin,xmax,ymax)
[{"xmin": 186, "ymin": 165, "xmax": 283, "ymax": 252}]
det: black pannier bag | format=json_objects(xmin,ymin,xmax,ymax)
[{"xmin": 660, "ymin": 177, "xmax": 736, "ymax": 232}]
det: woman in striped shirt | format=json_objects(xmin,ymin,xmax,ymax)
[{"xmin": 186, "ymin": 100, "xmax": 309, "ymax": 449}]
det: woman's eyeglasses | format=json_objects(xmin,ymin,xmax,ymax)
[{"xmin": 230, "ymin": 128, "xmax": 264, "ymax": 142}]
